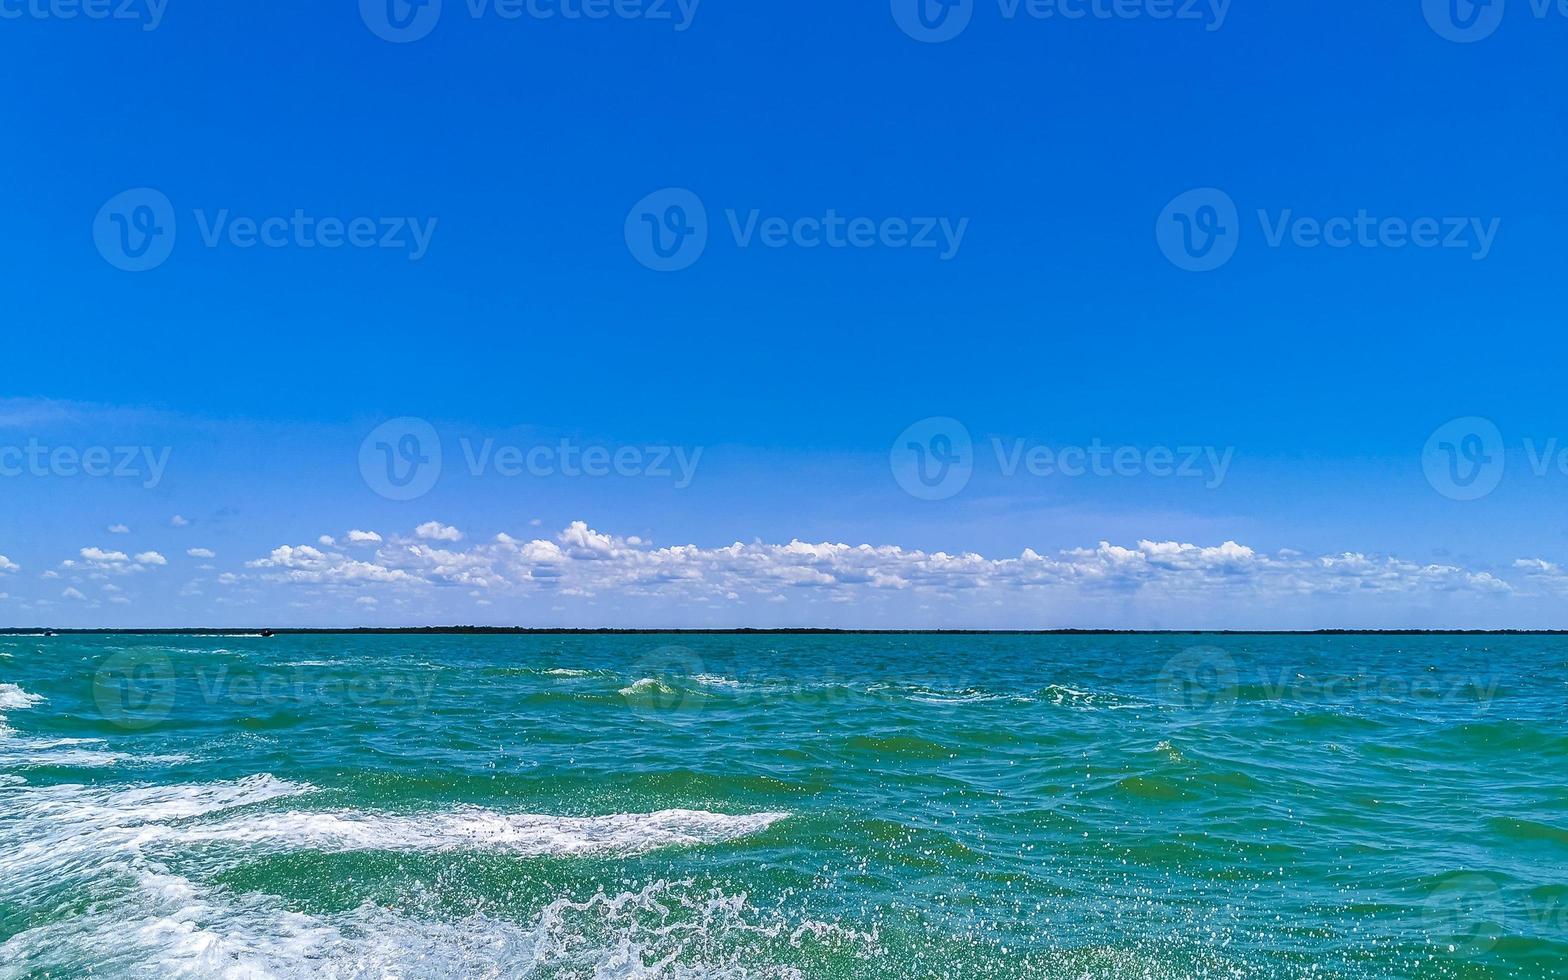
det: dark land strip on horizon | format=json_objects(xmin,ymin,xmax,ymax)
[{"xmin": 4, "ymin": 628, "xmax": 1568, "ymax": 636}]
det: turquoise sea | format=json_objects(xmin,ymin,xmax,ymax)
[{"xmin": 0, "ymin": 633, "xmax": 1564, "ymax": 978}]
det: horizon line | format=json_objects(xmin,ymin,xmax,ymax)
[{"xmin": 5, "ymin": 627, "xmax": 1568, "ymax": 636}]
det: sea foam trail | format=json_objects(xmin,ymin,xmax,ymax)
[
  {"xmin": 4, "ymin": 773, "xmax": 314, "ymax": 826},
  {"xmin": 0, "ymin": 774, "xmax": 820, "ymax": 979},
  {"xmin": 172, "ymin": 807, "xmax": 791, "ymax": 856},
  {"xmin": 0, "ymin": 775, "xmax": 318, "ymax": 903},
  {"xmin": 0, "ymin": 875, "xmax": 838, "ymax": 980}
]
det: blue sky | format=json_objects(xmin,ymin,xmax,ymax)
[{"xmin": 2, "ymin": 2, "xmax": 1567, "ymax": 628}]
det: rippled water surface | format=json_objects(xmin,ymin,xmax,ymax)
[{"xmin": 1, "ymin": 633, "xmax": 1565, "ymax": 977}]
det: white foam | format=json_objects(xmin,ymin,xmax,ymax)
[
  {"xmin": 2, "ymin": 774, "xmax": 314, "ymax": 837},
  {"xmin": 0, "ymin": 747, "xmax": 191, "ymax": 769},
  {"xmin": 619, "ymin": 677, "xmax": 678, "ymax": 697},
  {"xmin": 0, "ymin": 875, "xmax": 847, "ymax": 979},
  {"xmin": 173, "ymin": 806, "xmax": 790, "ymax": 857},
  {"xmin": 0, "ymin": 682, "xmax": 43, "ymax": 711},
  {"xmin": 869, "ymin": 681, "xmax": 1030, "ymax": 706},
  {"xmin": 0, "ymin": 775, "xmax": 317, "ymax": 923},
  {"xmin": 0, "ymin": 776, "xmax": 833, "ymax": 980},
  {"xmin": 905, "ymin": 690, "xmax": 1009, "ymax": 705},
  {"xmin": 0, "ymin": 682, "xmax": 41, "ymax": 741}
]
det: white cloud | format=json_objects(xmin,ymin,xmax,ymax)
[
  {"xmin": 415, "ymin": 521, "xmax": 463, "ymax": 542},
  {"xmin": 239, "ymin": 521, "xmax": 1531, "ymax": 620},
  {"xmin": 1513, "ymin": 558, "xmax": 1568, "ymax": 593},
  {"xmin": 62, "ymin": 587, "xmax": 86, "ymax": 601},
  {"xmin": 170, "ymin": 515, "xmax": 190, "ymax": 527},
  {"xmin": 1515, "ymin": 558, "xmax": 1560, "ymax": 574},
  {"xmin": 318, "ymin": 535, "xmax": 336, "ymax": 547},
  {"xmin": 80, "ymin": 547, "xmax": 129, "ymax": 563},
  {"xmin": 187, "ymin": 548, "xmax": 216, "ymax": 559},
  {"xmin": 108, "ymin": 524, "xmax": 130, "ymax": 534},
  {"xmin": 248, "ymin": 542, "xmax": 416, "ymax": 585},
  {"xmin": 0, "ymin": 556, "xmax": 18, "ymax": 574},
  {"xmin": 346, "ymin": 530, "xmax": 383, "ymax": 544},
  {"xmin": 78, "ymin": 547, "xmax": 168, "ymax": 575}
]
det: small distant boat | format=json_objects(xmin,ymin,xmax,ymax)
[
  {"xmin": 260, "ymin": 630, "xmax": 276, "ymax": 638},
  {"xmin": 43, "ymin": 630, "xmax": 58, "ymax": 637}
]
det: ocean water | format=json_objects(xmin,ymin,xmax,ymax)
[{"xmin": 0, "ymin": 633, "xmax": 1564, "ymax": 978}]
